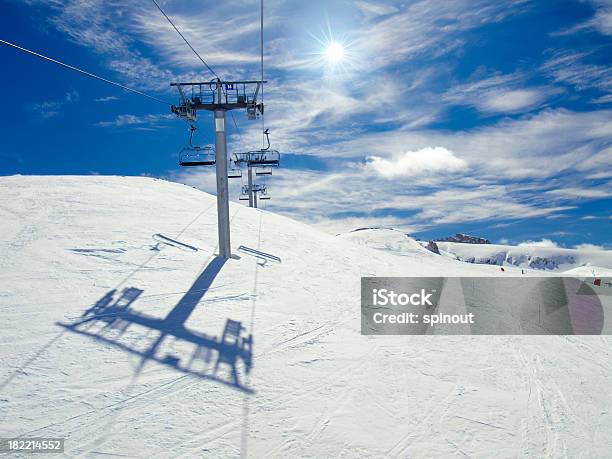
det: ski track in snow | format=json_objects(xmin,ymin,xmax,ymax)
[{"xmin": 0, "ymin": 176, "xmax": 611, "ymax": 458}]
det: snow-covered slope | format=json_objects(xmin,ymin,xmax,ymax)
[
  {"xmin": 337, "ymin": 227, "xmax": 436, "ymax": 258},
  {"xmin": 433, "ymin": 241, "xmax": 612, "ymax": 274},
  {"xmin": 1, "ymin": 176, "xmax": 612, "ymax": 457}
]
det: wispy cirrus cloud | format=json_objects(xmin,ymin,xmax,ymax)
[
  {"xmin": 553, "ymin": 0, "xmax": 612, "ymax": 36},
  {"xmin": 94, "ymin": 95, "xmax": 119, "ymax": 102},
  {"xmin": 28, "ymin": 90, "xmax": 79, "ymax": 118},
  {"xmin": 542, "ymin": 50, "xmax": 612, "ymax": 95},
  {"xmin": 351, "ymin": 0, "xmax": 529, "ymax": 72},
  {"xmin": 443, "ymin": 72, "xmax": 556, "ymax": 114},
  {"xmin": 95, "ymin": 113, "xmax": 174, "ymax": 129}
]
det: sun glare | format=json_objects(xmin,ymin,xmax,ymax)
[
  {"xmin": 309, "ymin": 26, "xmax": 356, "ymax": 76},
  {"xmin": 325, "ymin": 42, "xmax": 345, "ymax": 62}
]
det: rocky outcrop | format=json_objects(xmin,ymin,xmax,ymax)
[{"xmin": 436, "ymin": 233, "xmax": 490, "ymax": 244}]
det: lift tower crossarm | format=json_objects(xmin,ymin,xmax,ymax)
[{"xmin": 170, "ymin": 81, "xmax": 266, "ymax": 112}]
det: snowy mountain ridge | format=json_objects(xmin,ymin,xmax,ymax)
[
  {"xmin": 335, "ymin": 227, "xmax": 612, "ymax": 275},
  {"xmin": 429, "ymin": 241, "xmax": 612, "ymax": 275}
]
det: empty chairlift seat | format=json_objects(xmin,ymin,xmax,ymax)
[
  {"xmin": 179, "ymin": 146, "xmax": 216, "ymax": 167},
  {"xmin": 228, "ymin": 167, "xmax": 242, "ymax": 178},
  {"xmin": 233, "ymin": 150, "xmax": 280, "ymax": 168},
  {"xmin": 249, "ymin": 150, "xmax": 280, "ymax": 166},
  {"xmin": 255, "ymin": 167, "xmax": 272, "ymax": 176}
]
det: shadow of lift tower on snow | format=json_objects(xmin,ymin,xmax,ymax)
[{"xmin": 57, "ymin": 256, "xmax": 254, "ymax": 393}]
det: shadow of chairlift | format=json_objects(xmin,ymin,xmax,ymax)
[{"xmin": 57, "ymin": 257, "xmax": 255, "ymax": 392}]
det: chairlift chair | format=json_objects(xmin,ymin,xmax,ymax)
[
  {"xmin": 228, "ymin": 168, "xmax": 242, "ymax": 179},
  {"xmin": 178, "ymin": 124, "xmax": 216, "ymax": 167},
  {"xmin": 251, "ymin": 150, "xmax": 280, "ymax": 166},
  {"xmin": 179, "ymin": 146, "xmax": 215, "ymax": 167},
  {"xmin": 255, "ymin": 167, "xmax": 272, "ymax": 176},
  {"xmin": 239, "ymin": 193, "xmax": 250, "ymax": 201},
  {"xmin": 259, "ymin": 187, "xmax": 271, "ymax": 200}
]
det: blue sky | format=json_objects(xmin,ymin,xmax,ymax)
[{"xmin": 1, "ymin": 0, "xmax": 611, "ymax": 248}]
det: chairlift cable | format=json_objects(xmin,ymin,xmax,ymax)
[
  {"xmin": 260, "ymin": 0, "xmax": 265, "ymax": 150},
  {"xmin": 150, "ymin": 0, "xmax": 220, "ymax": 81},
  {"xmin": 150, "ymin": 0, "xmax": 246, "ymax": 144},
  {"xmin": 0, "ymin": 38, "xmax": 171, "ymax": 105}
]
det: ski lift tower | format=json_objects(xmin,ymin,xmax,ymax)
[
  {"xmin": 233, "ymin": 130, "xmax": 280, "ymax": 208},
  {"xmin": 170, "ymin": 79, "xmax": 264, "ymax": 259},
  {"xmin": 233, "ymin": 150, "xmax": 280, "ymax": 208}
]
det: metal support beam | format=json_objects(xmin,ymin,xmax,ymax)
[
  {"xmin": 214, "ymin": 106, "xmax": 231, "ymax": 259},
  {"xmin": 247, "ymin": 166, "xmax": 254, "ymax": 208}
]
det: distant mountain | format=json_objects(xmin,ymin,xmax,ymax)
[
  {"xmin": 435, "ymin": 233, "xmax": 491, "ymax": 244},
  {"xmin": 429, "ymin": 241, "xmax": 612, "ymax": 274}
]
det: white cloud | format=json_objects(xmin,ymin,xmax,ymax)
[
  {"xmin": 542, "ymin": 51, "xmax": 612, "ymax": 94},
  {"xmin": 480, "ymin": 89, "xmax": 545, "ymax": 113},
  {"xmin": 95, "ymin": 113, "xmax": 174, "ymax": 129},
  {"xmin": 353, "ymin": 0, "xmax": 528, "ymax": 71},
  {"xmin": 29, "ymin": 90, "xmax": 79, "ymax": 118},
  {"xmin": 517, "ymin": 239, "xmax": 560, "ymax": 248},
  {"xmin": 355, "ymin": 1, "xmax": 399, "ymax": 17},
  {"xmin": 546, "ymin": 186, "xmax": 611, "ymax": 199},
  {"xmin": 322, "ymin": 108, "xmax": 612, "ymax": 181},
  {"xmin": 367, "ymin": 147, "xmax": 468, "ymax": 178},
  {"xmin": 558, "ymin": 0, "xmax": 612, "ymax": 36},
  {"xmin": 574, "ymin": 243, "xmax": 608, "ymax": 251},
  {"xmin": 94, "ymin": 96, "xmax": 119, "ymax": 102},
  {"xmin": 443, "ymin": 73, "xmax": 553, "ymax": 114}
]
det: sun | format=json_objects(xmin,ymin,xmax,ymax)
[
  {"xmin": 325, "ymin": 42, "xmax": 345, "ymax": 63},
  {"xmin": 307, "ymin": 24, "xmax": 357, "ymax": 76}
]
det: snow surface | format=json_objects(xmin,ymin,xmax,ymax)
[
  {"xmin": 1, "ymin": 175, "xmax": 612, "ymax": 457},
  {"xmin": 434, "ymin": 241, "xmax": 612, "ymax": 275},
  {"xmin": 337, "ymin": 228, "xmax": 437, "ymax": 258}
]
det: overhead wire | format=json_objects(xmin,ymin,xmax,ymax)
[
  {"xmin": 0, "ymin": 38, "xmax": 172, "ymax": 105},
  {"xmin": 260, "ymin": 0, "xmax": 266, "ymax": 149},
  {"xmin": 150, "ymin": 0, "xmax": 219, "ymax": 81},
  {"xmin": 149, "ymin": 0, "xmax": 247, "ymax": 146}
]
